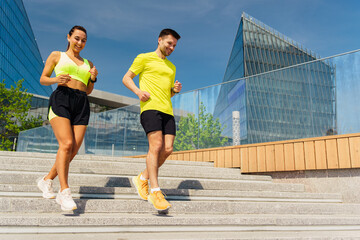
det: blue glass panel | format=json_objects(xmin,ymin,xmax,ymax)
[{"xmin": 0, "ymin": 0, "xmax": 52, "ymax": 97}]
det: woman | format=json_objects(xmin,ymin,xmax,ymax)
[{"xmin": 37, "ymin": 25, "xmax": 98, "ymax": 211}]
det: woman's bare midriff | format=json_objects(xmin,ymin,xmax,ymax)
[{"xmin": 58, "ymin": 79, "xmax": 87, "ymax": 92}]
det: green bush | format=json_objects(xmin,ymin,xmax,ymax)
[{"xmin": 0, "ymin": 79, "xmax": 43, "ymax": 151}]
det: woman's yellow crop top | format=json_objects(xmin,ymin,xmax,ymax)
[{"xmin": 54, "ymin": 52, "xmax": 91, "ymax": 85}]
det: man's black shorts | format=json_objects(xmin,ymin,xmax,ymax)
[
  {"xmin": 48, "ymin": 86, "xmax": 90, "ymax": 125},
  {"xmin": 140, "ymin": 110, "xmax": 176, "ymax": 135}
]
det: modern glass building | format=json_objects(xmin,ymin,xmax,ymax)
[
  {"xmin": 214, "ymin": 12, "xmax": 336, "ymax": 144},
  {"xmin": 1, "ymin": 0, "xmax": 53, "ymax": 124},
  {"xmin": 0, "ymin": 0, "xmax": 52, "ymax": 97}
]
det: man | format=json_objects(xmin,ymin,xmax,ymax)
[{"xmin": 122, "ymin": 29, "xmax": 182, "ymax": 211}]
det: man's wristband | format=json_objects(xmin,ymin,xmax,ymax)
[
  {"xmin": 90, "ymin": 77, "xmax": 97, "ymax": 83},
  {"xmin": 171, "ymin": 87, "xmax": 179, "ymax": 94}
]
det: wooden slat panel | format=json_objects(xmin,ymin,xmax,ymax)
[
  {"xmin": 315, "ymin": 140, "xmax": 327, "ymax": 169},
  {"xmin": 257, "ymin": 146, "xmax": 266, "ymax": 172},
  {"xmin": 232, "ymin": 148, "xmax": 241, "ymax": 168},
  {"xmin": 183, "ymin": 153, "xmax": 190, "ymax": 161},
  {"xmin": 248, "ymin": 147, "xmax": 257, "ymax": 172},
  {"xmin": 284, "ymin": 143, "xmax": 295, "ymax": 171},
  {"xmin": 154, "ymin": 133, "xmax": 360, "ymax": 172},
  {"xmin": 337, "ymin": 138, "xmax": 351, "ymax": 168},
  {"xmin": 294, "ymin": 142, "xmax": 305, "ymax": 170},
  {"xmin": 209, "ymin": 150, "xmax": 217, "ymax": 163},
  {"xmin": 326, "ymin": 139, "xmax": 339, "ymax": 169},
  {"xmin": 203, "ymin": 151, "xmax": 210, "ymax": 162},
  {"xmin": 304, "ymin": 141, "xmax": 316, "ymax": 170},
  {"xmin": 214, "ymin": 151, "xmax": 219, "ymax": 168},
  {"xmin": 240, "ymin": 148, "xmax": 249, "ymax": 172},
  {"xmin": 217, "ymin": 149, "xmax": 225, "ymax": 168},
  {"xmin": 190, "ymin": 152, "xmax": 197, "ymax": 162},
  {"xmin": 265, "ymin": 145, "xmax": 275, "ymax": 172},
  {"xmin": 224, "ymin": 149, "xmax": 232, "ymax": 168},
  {"xmin": 349, "ymin": 137, "xmax": 360, "ymax": 168},
  {"xmin": 196, "ymin": 152, "xmax": 203, "ymax": 162},
  {"xmin": 274, "ymin": 144, "xmax": 285, "ymax": 171}
]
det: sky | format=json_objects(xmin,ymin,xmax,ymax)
[{"xmin": 23, "ymin": 0, "xmax": 360, "ymax": 98}]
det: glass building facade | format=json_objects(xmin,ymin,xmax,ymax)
[
  {"xmin": 17, "ymin": 104, "xmax": 149, "ymax": 156},
  {"xmin": 0, "ymin": 0, "xmax": 52, "ymax": 97},
  {"xmin": 214, "ymin": 13, "xmax": 336, "ymax": 144},
  {"xmin": 1, "ymin": 0, "xmax": 53, "ymax": 125}
]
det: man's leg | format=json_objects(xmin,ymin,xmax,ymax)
[
  {"xmin": 145, "ymin": 134, "xmax": 175, "ymax": 210},
  {"xmin": 143, "ymin": 134, "xmax": 175, "ymax": 179},
  {"xmin": 158, "ymin": 134, "xmax": 175, "ymax": 168},
  {"xmin": 135, "ymin": 111, "xmax": 174, "ymax": 210},
  {"xmin": 144, "ymin": 130, "xmax": 164, "ymax": 189}
]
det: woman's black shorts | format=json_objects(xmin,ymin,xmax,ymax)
[
  {"xmin": 140, "ymin": 110, "xmax": 176, "ymax": 135},
  {"xmin": 48, "ymin": 86, "xmax": 90, "ymax": 125}
]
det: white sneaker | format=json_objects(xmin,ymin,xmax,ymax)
[
  {"xmin": 36, "ymin": 176, "xmax": 56, "ymax": 199},
  {"xmin": 56, "ymin": 188, "xmax": 77, "ymax": 211}
]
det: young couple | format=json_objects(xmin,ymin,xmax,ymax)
[{"xmin": 37, "ymin": 26, "xmax": 182, "ymax": 212}]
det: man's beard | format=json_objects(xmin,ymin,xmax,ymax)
[{"xmin": 161, "ymin": 47, "xmax": 171, "ymax": 57}]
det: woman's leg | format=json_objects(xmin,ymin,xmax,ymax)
[
  {"xmin": 44, "ymin": 125, "xmax": 87, "ymax": 183},
  {"xmin": 47, "ymin": 117, "xmax": 74, "ymax": 191},
  {"xmin": 71, "ymin": 124, "xmax": 87, "ymax": 156}
]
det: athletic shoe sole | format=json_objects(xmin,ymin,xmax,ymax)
[
  {"xmin": 148, "ymin": 197, "xmax": 171, "ymax": 211},
  {"xmin": 56, "ymin": 196, "xmax": 77, "ymax": 211}
]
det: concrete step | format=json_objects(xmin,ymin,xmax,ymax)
[
  {"xmin": 0, "ymin": 184, "xmax": 342, "ymax": 203},
  {"xmin": 0, "ymin": 157, "xmax": 266, "ymax": 181},
  {"xmin": 0, "ymin": 171, "xmax": 305, "ymax": 192},
  {"xmin": 0, "ymin": 154, "xmax": 213, "ymax": 167},
  {"xmin": 1, "ymin": 197, "xmax": 359, "ymax": 215},
  {"xmin": 2, "ymin": 231, "xmax": 360, "ymax": 240},
  {"xmin": 0, "ymin": 151, "xmax": 213, "ymax": 166},
  {"xmin": 1, "ymin": 213, "xmax": 360, "ymax": 240},
  {"xmin": 1, "ymin": 212, "xmax": 360, "ymax": 227},
  {"xmin": 2, "ymin": 151, "xmax": 354, "ymax": 238}
]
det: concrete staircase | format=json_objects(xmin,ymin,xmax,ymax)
[{"xmin": 1, "ymin": 151, "xmax": 360, "ymax": 240}]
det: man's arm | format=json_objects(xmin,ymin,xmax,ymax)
[
  {"xmin": 171, "ymin": 80, "xmax": 182, "ymax": 97},
  {"xmin": 122, "ymin": 70, "xmax": 150, "ymax": 102}
]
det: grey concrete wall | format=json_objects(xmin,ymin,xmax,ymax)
[{"xmin": 256, "ymin": 169, "xmax": 360, "ymax": 203}]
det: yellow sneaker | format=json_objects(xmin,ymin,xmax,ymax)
[
  {"xmin": 132, "ymin": 173, "xmax": 149, "ymax": 200},
  {"xmin": 148, "ymin": 190, "xmax": 171, "ymax": 210}
]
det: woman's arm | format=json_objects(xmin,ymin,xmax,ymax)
[
  {"xmin": 86, "ymin": 60, "xmax": 98, "ymax": 95},
  {"xmin": 40, "ymin": 51, "xmax": 70, "ymax": 86}
]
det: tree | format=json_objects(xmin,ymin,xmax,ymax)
[
  {"xmin": 0, "ymin": 79, "xmax": 43, "ymax": 151},
  {"xmin": 174, "ymin": 102, "xmax": 228, "ymax": 151}
]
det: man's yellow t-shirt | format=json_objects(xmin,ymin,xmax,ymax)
[{"xmin": 129, "ymin": 52, "xmax": 176, "ymax": 116}]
